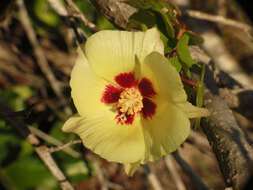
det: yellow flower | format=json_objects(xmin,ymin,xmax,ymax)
[{"xmin": 62, "ymin": 28, "xmax": 209, "ymax": 175}]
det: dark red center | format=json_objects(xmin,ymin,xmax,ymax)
[{"xmin": 101, "ymin": 72, "xmax": 157, "ymax": 125}]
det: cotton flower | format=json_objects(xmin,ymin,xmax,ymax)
[{"xmin": 62, "ymin": 28, "xmax": 209, "ymax": 175}]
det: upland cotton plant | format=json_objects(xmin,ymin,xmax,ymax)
[{"xmin": 62, "ymin": 28, "xmax": 209, "ymax": 175}]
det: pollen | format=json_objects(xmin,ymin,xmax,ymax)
[{"xmin": 117, "ymin": 88, "xmax": 143, "ymax": 122}]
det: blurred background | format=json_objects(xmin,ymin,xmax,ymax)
[{"xmin": 0, "ymin": 0, "xmax": 253, "ymax": 189}]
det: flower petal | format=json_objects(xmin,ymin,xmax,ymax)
[
  {"xmin": 141, "ymin": 52, "xmax": 187, "ymax": 103},
  {"xmin": 177, "ymin": 102, "xmax": 210, "ymax": 118},
  {"xmin": 142, "ymin": 101, "xmax": 190, "ymax": 162},
  {"xmin": 124, "ymin": 162, "xmax": 141, "ymax": 176},
  {"xmin": 62, "ymin": 113, "xmax": 145, "ymax": 163},
  {"xmin": 85, "ymin": 28, "xmax": 164, "ymax": 81},
  {"xmin": 70, "ymin": 47, "xmax": 108, "ymax": 117}
]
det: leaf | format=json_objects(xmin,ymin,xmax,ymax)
[
  {"xmin": 157, "ymin": 11, "xmax": 175, "ymax": 38},
  {"xmin": 194, "ymin": 64, "xmax": 206, "ymax": 129},
  {"xmin": 127, "ymin": 10, "xmax": 156, "ymax": 30},
  {"xmin": 176, "ymin": 33, "xmax": 196, "ymax": 68},
  {"xmin": 185, "ymin": 30, "xmax": 204, "ymax": 45},
  {"xmin": 168, "ymin": 57, "xmax": 182, "ymax": 72},
  {"xmin": 196, "ymin": 64, "xmax": 205, "ymax": 108},
  {"xmin": 125, "ymin": 0, "xmax": 175, "ymax": 38},
  {"xmin": 5, "ymin": 156, "xmax": 58, "ymax": 190}
]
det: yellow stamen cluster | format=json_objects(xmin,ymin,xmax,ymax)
[{"xmin": 117, "ymin": 88, "xmax": 143, "ymax": 122}]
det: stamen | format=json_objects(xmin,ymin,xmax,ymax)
[{"xmin": 117, "ymin": 88, "xmax": 143, "ymax": 124}]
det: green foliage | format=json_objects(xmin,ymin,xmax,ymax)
[
  {"xmin": 176, "ymin": 33, "xmax": 196, "ymax": 68},
  {"xmin": 0, "ymin": 86, "xmax": 89, "ymax": 189},
  {"xmin": 126, "ymin": 0, "xmax": 206, "ymax": 123},
  {"xmin": 168, "ymin": 57, "xmax": 182, "ymax": 72},
  {"xmin": 194, "ymin": 64, "xmax": 206, "ymax": 129}
]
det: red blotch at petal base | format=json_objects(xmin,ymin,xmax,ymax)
[
  {"xmin": 101, "ymin": 85, "xmax": 123, "ymax": 103},
  {"xmin": 115, "ymin": 72, "xmax": 138, "ymax": 88},
  {"xmin": 138, "ymin": 78, "xmax": 156, "ymax": 97},
  {"xmin": 142, "ymin": 98, "xmax": 156, "ymax": 119}
]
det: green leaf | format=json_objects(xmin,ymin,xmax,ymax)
[
  {"xmin": 157, "ymin": 11, "xmax": 175, "ymax": 38},
  {"xmin": 194, "ymin": 64, "xmax": 206, "ymax": 129},
  {"xmin": 185, "ymin": 30, "xmax": 204, "ymax": 45},
  {"xmin": 125, "ymin": 0, "xmax": 175, "ymax": 38},
  {"xmin": 196, "ymin": 64, "xmax": 205, "ymax": 107},
  {"xmin": 177, "ymin": 33, "xmax": 196, "ymax": 68},
  {"xmin": 168, "ymin": 57, "xmax": 182, "ymax": 72},
  {"xmin": 5, "ymin": 156, "xmax": 58, "ymax": 189},
  {"xmin": 127, "ymin": 10, "xmax": 156, "ymax": 30}
]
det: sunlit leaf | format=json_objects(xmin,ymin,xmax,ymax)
[
  {"xmin": 168, "ymin": 57, "xmax": 182, "ymax": 72},
  {"xmin": 176, "ymin": 33, "xmax": 196, "ymax": 68}
]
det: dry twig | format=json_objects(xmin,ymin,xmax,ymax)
[
  {"xmin": 49, "ymin": 140, "xmax": 82, "ymax": 153},
  {"xmin": 185, "ymin": 10, "xmax": 253, "ymax": 40},
  {"xmin": 164, "ymin": 155, "xmax": 186, "ymax": 190},
  {"xmin": 64, "ymin": 0, "xmax": 98, "ymax": 32},
  {"xmin": 29, "ymin": 126, "xmax": 82, "ymax": 158},
  {"xmin": 16, "ymin": 0, "xmax": 72, "ymax": 116},
  {"xmin": 172, "ymin": 151, "xmax": 209, "ymax": 190},
  {"xmin": 0, "ymin": 99, "xmax": 74, "ymax": 190},
  {"xmin": 142, "ymin": 165, "xmax": 164, "ymax": 190}
]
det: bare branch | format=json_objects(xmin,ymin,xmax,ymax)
[
  {"xmin": 89, "ymin": 0, "xmax": 136, "ymax": 29},
  {"xmin": 172, "ymin": 151, "xmax": 209, "ymax": 190},
  {"xmin": 29, "ymin": 126, "xmax": 82, "ymax": 158},
  {"xmin": 64, "ymin": 0, "xmax": 98, "ymax": 32},
  {"xmin": 93, "ymin": 160, "xmax": 109, "ymax": 190},
  {"xmin": 29, "ymin": 127, "xmax": 114, "ymax": 190},
  {"xmin": 164, "ymin": 155, "xmax": 186, "ymax": 190},
  {"xmin": 0, "ymin": 99, "xmax": 74, "ymax": 190},
  {"xmin": 185, "ymin": 10, "xmax": 253, "ymax": 40},
  {"xmin": 16, "ymin": 0, "xmax": 72, "ymax": 116},
  {"xmin": 49, "ymin": 140, "xmax": 82, "ymax": 153},
  {"xmin": 142, "ymin": 165, "xmax": 164, "ymax": 190}
]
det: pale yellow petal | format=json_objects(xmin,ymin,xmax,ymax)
[
  {"xmin": 63, "ymin": 113, "xmax": 145, "ymax": 163},
  {"xmin": 85, "ymin": 28, "xmax": 164, "ymax": 81},
  {"xmin": 70, "ymin": 48, "xmax": 108, "ymax": 117},
  {"xmin": 177, "ymin": 102, "xmax": 210, "ymax": 118},
  {"xmin": 142, "ymin": 101, "xmax": 190, "ymax": 162},
  {"xmin": 124, "ymin": 162, "xmax": 141, "ymax": 176},
  {"xmin": 141, "ymin": 52, "xmax": 187, "ymax": 103}
]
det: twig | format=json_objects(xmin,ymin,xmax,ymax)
[
  {"xmin": 16, "ymin": 0, "xmax": 72, "ymax": 116},
  {"xmin": 29, "ymin": 126, "xmax": 115, "ymax": 190},
  {"xmin": 164, "ymin": 155, "xmax": 186, "ymax": 190},
  {"xmin": 0, "ymin": 99, "xmax": 74, "ymax": 190},
  {"xmin": 142, "ymin": 165, "xmax": 163, "ymax": 190},
  {"xmin": 93, "ymin": 161, "xmax": 109, "ymax": 190},
  {"xmin": 106, "ymin": 181, "xmax": 124, "ymax": 190},
  {"xmin": 172, "ymin": 150, "xmax": 209, "ymax": 190},
  {"xmin": 29, "ymin": 126, "xmax": 82, "ymax": 158},
  {"xmin": 46, "ymin": 0, "xmax": 87, "ymax": 43},
  {"xmin": 185, "ymin": 10, "xmax": 253, "ymax": 40},
  {"xmin": 64, "ymin": 0, "xmax": 98, "ymax": 32},
  {"xmin": 49, "ymin": 140, "xmax": 82, "ymax": 153}
]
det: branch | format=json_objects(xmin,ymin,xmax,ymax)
[
  {"xmin": 29, "ymin": 126, "xmax": 82, "ymax": 158},
  {"xmin": 172, "ymin": 151, "xmax": 209, "ymax": 190},
  {"xmin": 185, "ymin": 10, "xmax": 253, "ymax": 40},
  {"xmin": 200, "ymin": 67, "xmax": 253, "ymax": 190},
  {"xmin": 49, "ymin": 140, "xmax": 82, "ymax": 153},
  {"xmin": 164, "ymin": 155, "xmax": 186, "ymax": 190},
  {"xmin": 190, "ymin": 46, "xmax": 253, "ymax": 121},
  {"xmin": 89, "ymin": 0, "xmax": 136, "ymax": 29},
  {"xmin": 16, "ymin": 0, "xmax": 72, "ymax": 116},
  {"xmin": 142, "ymin": 165, "xmax": 164, "ymax": 190},
  {"xmin": 0, "ymin": 99, "xmax": 74, "ymax": 190},
  {"xmin": 64, "ymin": 0, "xmax": 98, "ymax": 32}
]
